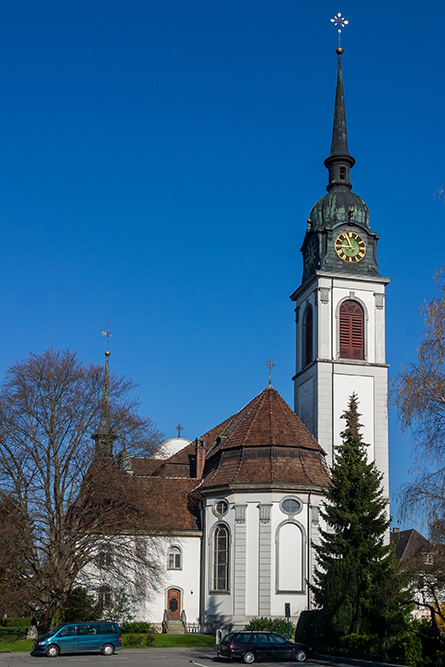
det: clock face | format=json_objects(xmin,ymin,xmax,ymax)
[{"xmin": 335, "ymin": 231, "xmax": 366, "ymax": 263}]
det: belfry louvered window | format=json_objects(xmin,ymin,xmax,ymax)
[
  {"xmin": 303, "ymin": 306, "xmax": 313, "ymax": 367},
  {"xmin": 339, "ymin": 300, "xmax": 364, "ymax": 359}
]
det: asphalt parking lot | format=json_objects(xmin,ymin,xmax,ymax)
[{"xmin": 0, "ymin": 648, "xmax": 326, "ymax": 667}]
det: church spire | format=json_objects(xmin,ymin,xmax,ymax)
[
  {"xmin": 323, "ymin": 48, "xmax": 355, "ymax": 192},
  {"xmin": 92, "ymin": 346, "xmax": 116, "ymax": 457}
]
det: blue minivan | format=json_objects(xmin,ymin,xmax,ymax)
[{"xmin": 31, "ymin": 621, "xmax": 121, "ymax": 657}]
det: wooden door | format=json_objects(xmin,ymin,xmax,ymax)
[{"xmin": 167, "ymin": 588, "xmax": 181, "ymax": 620}]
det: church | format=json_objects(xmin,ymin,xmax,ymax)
[{"xmin": 93, "ymin": 45, "xmax": 390, "ymax": 633}]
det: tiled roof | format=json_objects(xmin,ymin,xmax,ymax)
[
  {"xmin": 391, "ymin": 529, "xmax": 430, "ymax": 561},
  {"xmin": 208, "ymin": 385, "xmax": 325, "ymax": 454},
  {"xmin": 200, "ymin": 385, "xmax": 330, "ymax": 489},
  {"xmin": 132, "ymin": 442, "xmax": 197, "ymax": 478},
  {"xmin": 202, "ymin": 445, "xmax": 330, "ymax": 488},
  {"xmin": 138, "ymin": 477, "xmax": 201, "ymax": 531},
  {"xmin": 129, "ymin": 385, "xmax": 330, "ymax": 525},
  {"xmin": 131, "ymin": 458, "xmax": 164, "ymax": 476}
]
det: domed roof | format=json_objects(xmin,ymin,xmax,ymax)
[
  {"xmin": 153, "ymin": 437, "xmax": 192, "ymax": 460},
  {"xmin": 310, "ymin": 187, "xmax": 369, "ymax": 231}
]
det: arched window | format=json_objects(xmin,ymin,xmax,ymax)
[
  {"xmin": 303, "ymin": 306, "xmax": 313, "ymax": 367},
  {"xmin": 212, "ymin": 524, "xmax": 229, "ymax": 592},
  {"xmin": 98, "ymin": 548, "xmax": 112, "ymax": 568},
  {"xmin": 339, "ymin": 300, "xmax": 364, "ymax": 359},
  {"xmin": 98, "ymin": 585, "xmax": 112, "ymax": 609},
  {"xmin": 168, "ymin": 545, "xmax": 182, "ymax": 570}
]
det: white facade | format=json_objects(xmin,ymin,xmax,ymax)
[
  {"xmin": 139, "ymin": 535, "xmax": 202, "ymax": 628},
  {"xmin": 292, "ymin": 270, "xmax": 390, "ymax": 496},
  {"xmin": 111, "ymin": 486, "xmax": 327, "ymax": 631},
  {"xmin": 201, "ymin": 489, "xmax": 325, "ymax": 631}
]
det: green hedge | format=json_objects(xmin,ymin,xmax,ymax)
[
  {"xmin": 121, "ymin": 621, "xmax": 156, "ymax": 634},
  {"xmin": 340, "ymin": 633, "xmax": 383, "ymax": 657},
  {"xmin": 387, "ymin": 633, "xmax": 423, "ymax": 667},
  {"xmin": 340, "ymin": 632, "xmax": 423, "ymax": 667},
  {"xmin": 245, "ymin": 617, "xmax": 295, "ymax": 637},
  {"xmin": 0, "ymin": 627, "xmax": 28, "ymax": 639},
  {"xmin": 0, "ymin": 618, "xmax": 31, "ymax": 628}
]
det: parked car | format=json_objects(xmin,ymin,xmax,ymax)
[
  {"xmin": 218, "ymin": 630, "xmax": 309, "ymax": 663},
  {"xmin": 31, "ymin": 621, "xmax": 121, "ymax": 657}
]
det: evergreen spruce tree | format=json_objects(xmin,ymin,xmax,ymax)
[{"xmin": 312, "ymin": 394, "xmax": 410, "ymax": 645}]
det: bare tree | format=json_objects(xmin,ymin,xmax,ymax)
[
  {"xmin": 0, "ymin": 493, "xmax": 31, "ymax": 616},
  {"xmin": 392, "ymin": 268, "xmax": 445, "ymax": 524},
  {"xmin": 407, "ymin": 550, "xmax": 445, "ymax": 643},
  {"xmin": 0, "ymin": 347, "xmax": 164, "ymax": 626}
]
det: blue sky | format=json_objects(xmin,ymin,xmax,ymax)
[{"xmin": 0, "ymin": 0, "xmax": 443, "ymax": 532}]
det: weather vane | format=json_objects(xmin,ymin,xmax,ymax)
[
  {"xmin": 330, "ymin": 12, "xmax": 349, "ymax": 49},
  {"xmin": 265, "ymin": 358, "xmax": 275, "ymax": 386},
  {"xmin": 100, "ymin": 318, "xmax": 112, "ymax": 355}
]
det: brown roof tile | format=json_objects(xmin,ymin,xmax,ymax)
[
  {"xmin": 132, "ymin": 443, "xmax": 197, "ymax": 478},
  {"xmin": 130, "ymin": 385, "xmax": 330, "ymax": 524},
  {"xmin": 200, "ymin": 385, "xmax": 330, "ymax": 489},
  {"xmin": 138, "ymin": 477, "xmax": 201, "ymax": 531},
  {"xmin": 391, "ymin": 529, "xmax": 430, "ymax": 561}
]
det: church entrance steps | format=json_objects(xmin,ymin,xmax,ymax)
[{"xmin": 166, "ymin": 620, "xmax": 186, "ymax": 634}]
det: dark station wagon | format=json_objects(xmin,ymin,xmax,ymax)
[{"xmin": 218, "ymin": 631, "xmax": 309, "ymax": 663}]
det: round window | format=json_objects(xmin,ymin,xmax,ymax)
[
  {"xmin": 281, "ymin": 497, "xmax": 302, "ymax": 515},
  {"xmin": 213, "ymin": 499, "xmax": 229, "ymax": 517}
]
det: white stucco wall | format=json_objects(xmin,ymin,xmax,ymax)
[
  {"xmin": 140, "ymin": 535, "xmax": 202, "ymax": 625},
  {"xmin": 292, "ymin": 272, "xmax": 389, "ymax": 494},
  {"xmin": 202, "ymin": 489, "xmax": 324, "ymax": 629},
  {"xmin": 79, "ymin": 534, "xmax": 201, "ymax": 626}
]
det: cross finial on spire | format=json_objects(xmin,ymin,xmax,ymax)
[
  {"xmin": 175, "ymin": 423, "xmax": 184, "ymax": 438},
  {"xmin": 265, "ymin": 358, "xmax": 275, "ymax": 386},
  {"xmin": 330, "ymin": 12, "xmax": 349, "ymax": 50}
]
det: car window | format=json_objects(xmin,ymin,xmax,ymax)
[
  {"xmin": 253, "ymin": 633, "xmax": 270, "ymax": 644},
  {"xmin": 269, "ymin": 634, "xmax": 287, "ymax": 644},
  {"xmin": 58, "ymin": 625, "xmax": 77, "ymax": 637},
  {"xmin": 93, "ymin": 623, "xmax": 112, "ymax": 634},
  {"xmin": 236, "ymin": 633, "xmax": 252, "ymax": 644},
  {"xmin": 221, "ymin": 633, "xmax": 234, "ymax": 644}
]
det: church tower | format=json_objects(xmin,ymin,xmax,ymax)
[{"xmin": 291, "ymin": 47, "xmax": 389, "ymax": 497}]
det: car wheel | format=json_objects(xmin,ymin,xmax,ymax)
[
  {"xmin": 45, "ymin": 644, "xmax": 60, "ymax": 658},
  {"xmin": 101, "ymin": 643, "xmax": 114, "ymax": 656},
  {"xmin": 295, "ymin": 649, "xmax": 307, "ymax": 662},
  {"xmin": 242, "ymin": 651, "xmax": 255, "ymax": 664}
]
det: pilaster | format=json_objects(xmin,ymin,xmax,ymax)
[{"xmin": 258, "ymin": 504, "xmax": 272, "ymax": 616}]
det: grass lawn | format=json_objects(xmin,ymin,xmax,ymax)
[
  {"xmin": 0, "ymin": 634, "xmax": 216, "ymax": 652},
  {"xmin": 0, "ymin": 638, "xmax": 34, "ymax": 652},
  {"xmin": 152, "ymin": 634, "xmax": 215, "ymax": 648}
]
